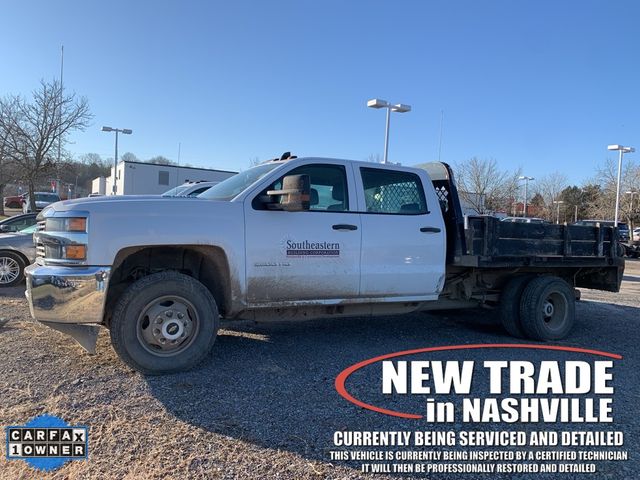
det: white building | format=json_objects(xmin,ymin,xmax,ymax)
[{"xmin": 91, "ymin": 160, "xmax": 237, "ymax": 196}]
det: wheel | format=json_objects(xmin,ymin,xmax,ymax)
[
  {"xmin": 0, "ymin": 251, "xmax": 26, "ymax": 287},
  {"xmin": 110, "ymin": 271, "xmax": 220, "ymax": 374},
  {"xmin": 499, "ymin": 275, "xmax": 532, "ymax": 338},
  {"xmin": 519, "ymin": 276, "xmax": 575, "ymax": 341}
]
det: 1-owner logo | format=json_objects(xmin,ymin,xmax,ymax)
[{"xmin": 5, "ymin": 414, "xmax": 88, "ymax": 471}]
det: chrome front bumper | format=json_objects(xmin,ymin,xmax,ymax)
[{"xmin": 25, "ymin": 264, "xmax": 111, "ymax": 325}]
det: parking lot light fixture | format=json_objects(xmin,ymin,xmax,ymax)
[
  {"xmin": 518, "ymin": 176, "xmax": 534, "ymax": 217},
  {"xmin": 607, "ymin": 144, "xmax": 635, "ymax": 226},
  {"xmin": 367, "ymin": 98, "xmax": 411, "ymax": 164},
  {"xmin": 102, "ymin": 126, "xmax": 133, "ymax": 195},
  {"xmin": 626, "ymin": 191, "xmax": 639, "ymax": 216},
  {"xmin": 553, "ymin": 200, "xmax": 565, "ymax": 224}
]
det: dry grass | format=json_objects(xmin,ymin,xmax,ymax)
[
  {"xmin": 0, "ymin": 299, "xmax": 374, "ymax": 480},
  {"xmin": 3, "ymin": 263, "xmax": 640, "ymax": 479}
]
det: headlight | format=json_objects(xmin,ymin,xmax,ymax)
[{"xmin": 45, "ymin": 217, "xmax": 87, "ymax": 232}]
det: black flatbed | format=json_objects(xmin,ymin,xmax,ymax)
[{"xmin": 421, "ymin": 162, "xmax": 624, "ymax": 293}]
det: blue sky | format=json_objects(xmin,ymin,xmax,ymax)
[{"xmin": 1, "ymin": 1, "xmax": 639, "ymax": 184}]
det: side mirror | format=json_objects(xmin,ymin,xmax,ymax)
[
  {"xmin": 0, "ymin": 225, "xmax": 10, "ymax": 232},
  {"xmin": 266, "ymin": 174, "xmax": 311, "ymax": 212}
]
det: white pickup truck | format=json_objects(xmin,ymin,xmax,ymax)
[{"xmin": 25, "ymin": 156, "xmax": 624, "ymax": 374}]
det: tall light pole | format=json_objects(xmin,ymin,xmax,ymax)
[
  {"xmin": 367, "ymin": 99, "xmax": 411, "ymax": 164},
  {"xmin": 607, "ymin": 144, "xmax": 635, "ymax": 226},
  {"xmin": 553, "ymin": 200, "xmax": 565, "ymax": 224},
  {"xmin": 518, "ymin": 175, "xmax": 534, "ymax": 217},
  {"xmin": 625, "ymin": 190, "xmax": 638, "ymax": 211},
  {"xmin": 102, "ymin": 126, "xmax": 133, "ymax": 195},
  {"xmin": 627, "ymin": 191, "xmax": 638, "ymax": 234},
  {"xmin": 574, "ymin": 187, "xmax": 585, "ymax": 223}
]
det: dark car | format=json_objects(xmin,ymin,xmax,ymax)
[{"xmin": 0, "ymin": 213, "xmax": 38, "ymax": 233}]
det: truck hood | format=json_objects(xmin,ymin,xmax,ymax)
[
  {"xmin": 46, "ymin": 195, "xmax": 232, "ymax": 214},
  {"xmin": 54, "ymin": 195, "xmax": 164, "ymax": 208},
  {"xmin": 42, "ymin": 195, "xmax": 245, "ymax": 265}
]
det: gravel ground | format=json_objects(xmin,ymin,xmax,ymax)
[{"xmin": 1, "ymin": 260, "xmax": 639, "ymax": 479}]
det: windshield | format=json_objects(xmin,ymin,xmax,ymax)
[
  {"xmin": 199, "ymin": 163, "xmax": 281, "ymax": 201},
  {"xmin": 162, "ymin": 185, "xmax": 190, "ymax": 197},
  {"xmin": 19, "ymin": 224, "xmax": 38, "ymax": 234},
  {"xmin": 35, "ymin": 193, "xmax": 60, "ymax": 202}
]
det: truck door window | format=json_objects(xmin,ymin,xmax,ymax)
[
  {"xmin": 255, "ymin": 164, "xmax": 349, "ymax": 211},
  {"xmin": 360, "ymin": 167, "xmax": 428, "ymax": 214}
]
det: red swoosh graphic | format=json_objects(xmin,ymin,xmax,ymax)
[{"xmin": 335, "ymin": 343, "xmax": 622, "ymax": 419}]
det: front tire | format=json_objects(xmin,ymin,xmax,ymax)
[
  {"xmin": 519, "ymin": 276, "xmax": 575, "ymax": 341},
  {"xmin": 0, "ymin": 251, "xmax": 26, "ymax": 287},
  {"xmin": 110, "ymin": 271, "xmax": 219, "ymax": 374}
]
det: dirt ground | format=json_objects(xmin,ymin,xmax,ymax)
[{"xmin": 1, "ymin": 260, "xmax": 639, "ymax": 479}]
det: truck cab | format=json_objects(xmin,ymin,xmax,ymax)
[{"xmin": 238, "ymin": 158, "xmax": 446, "ymax": 305}]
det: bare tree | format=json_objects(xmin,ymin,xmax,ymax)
[
  {"xmin": 454, "ymin": 157, "xmax": 521, "ymax": 214},
  {"xmin": 366, "ymin": 153, "xmax": 382, "ymax": 163},
  {"xmin": 0, "ymin": 80, "xmax": 92, "ymax": 210},
  {"xmin": 533, "ymin": 172, "xmax": 569, "ymax": 222},
  {"xmin": 589, "ymin": 157, "xmax": 640, "ymax": 228},
  {"xmin": 147, "ymin": 155, "xmax": 176, "ymax": 166},
  {"xmin": 0, "ymin": 131, "xmax": 10, "ymax": 216},
  {"xmin": 120, "ymin": 152, "xmax": 139, "ymax": 163}
]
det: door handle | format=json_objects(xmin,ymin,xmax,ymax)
[
  {"xmin": 420, "ymin": 226, "xmax": 441, "ymax": 233},
  {"xmin": 332, "ymin": 224, "xmax": 358, "ymax": 231}
]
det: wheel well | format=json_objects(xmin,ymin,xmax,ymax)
[
  {"xmin": 104, "ymin": 245, "xmax": 233, "ymax": 325},
  {"xmin": 0, "ymin": 249, "xmax": 30, "ymax": 267}
]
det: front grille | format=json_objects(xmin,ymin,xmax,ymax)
[{"xmin": 35, "ymin": 221, "xmax": 46, "ymax": 258}]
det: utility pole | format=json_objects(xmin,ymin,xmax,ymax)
[
  {"xmin": 438, "ymin": 110, "xmax": 444, "ymax": 162},
  {"xmin": 102, "ymin": 127, "xmax": 133, "ymax": 195},
  {"xmin": 554, "ymin": 200, "xmax": 565, "ymax": 224},
  {"xmin": 519, "ymin": 176, "xmax": 534, "ymax": 217},
  {"xmin": 58, "ymin": 45, "xmax": 63, "ymax": 166}
]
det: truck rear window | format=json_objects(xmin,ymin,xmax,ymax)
[{"xmin": 360, "ymin": 167, "xmax": 427, "ymax": 215}]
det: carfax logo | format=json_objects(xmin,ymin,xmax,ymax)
[{"xmin": 5, "ymin": 414, "xmax": 88, "ymax": 471}]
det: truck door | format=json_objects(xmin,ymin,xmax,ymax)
[
  {"xmin": 356, "ymin": 166, "xmax": 446, "ymax": 299},
  {"xmin": 244, "ymin": 162, "xmax": 361, "ymax": 305}
]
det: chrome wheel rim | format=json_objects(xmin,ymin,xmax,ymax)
[
  {"xmin": 136, "ymin": 295, "xmax": 200, "ymax": 356},
  {"xmin": 0, "ymin": 256, "xmax": 20, "ymax": 284}
]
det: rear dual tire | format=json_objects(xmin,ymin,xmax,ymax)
[{"xmin": 500, "ymin": 276, "xmax": 575, "ymax": 341}]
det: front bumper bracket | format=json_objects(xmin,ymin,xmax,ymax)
[{"xmin": 41, "ymin": 322, "xmax": 101, "ymax": 354}]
